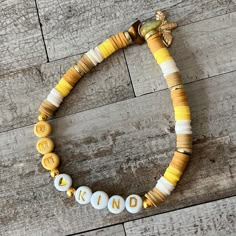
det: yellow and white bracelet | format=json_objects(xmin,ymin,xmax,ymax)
[{"xmin": 34, "ymin": 10, "xmax": 192, "ymax": 214}]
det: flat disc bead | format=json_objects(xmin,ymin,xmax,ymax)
[
  {"xmin": 34, "ymin": 121, "xmax": 52, "ymax": 138},
  {"xmin": 91, "ymin": 191, "xmax": 108, "ymax": 210},
  {"xmin": 41, "ymin": 153, "xmax": 60, "ymax": 170},
  {"xmin": 125, "ymin": 194, "xmax": 143, "ymax": 214},
  {"xmin": 108, "ymin": 195, "xmax": 125, "ymax": 214},
  {"xmin": 36, "ymin": 137, "xmax": 54, "ymax": 154},
  {"xmin": 54, "ymin": 174, "xmax": 72, "ymax": 191},
  {"xmin": 75, "ymin": 186, "xmax": 92, "ymax": 205}
]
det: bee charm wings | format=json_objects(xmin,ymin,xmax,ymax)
[{"xmin": 156, "ymin": 10, "xmax": 177, "ymax": 47}]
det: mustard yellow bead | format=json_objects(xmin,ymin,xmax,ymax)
[
  {"xmin": 34, "ymin": 121, "xmax": 52, "ymax": 138},
  {"xmin": 36, "ymin": 137, "xmax": 54, "ymax": 155},
  {"xmin": 50, "ymin": 169, "xmax": 59, "ymax": 178},
  {"xmin": 41, "ymin": 153, "xmax": 60, "ymax": 170}
]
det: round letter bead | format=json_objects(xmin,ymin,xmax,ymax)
[
  {"xmin": 36, "ymin": 137, "xmax": 54, "ymax": 154},
  {"xmin": 54, "ymin": 174, "xmax": 72, "ymax": 191},
  {"xmin": 91, "ymin": 191, "xmax": 108, "ymax": 210},
  {"xmin": 34, "ymin": 121, "xmax": 52, "ymax": 138},
  {"xmin": 125, "ymin": 194, "xmax": 143, "ymax": 214},
  {"xmin": 75, "ymin": 186, "xmax": 92, "ymax": 205},
  {"xmin": 41, "ymin": 153, "xmax": 60, "ymax": 170},
  {"xmin": 108, "ymin": 195, "xmax": 125, "ymax": 214}
]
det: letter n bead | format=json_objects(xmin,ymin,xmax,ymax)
[
  {"xmin": 108, "ymin": 195, "xmax": 125, "ymax": 214},
  {"xmin": 125, "ymin": 194, "xmax": 143, "ymax": 213}
]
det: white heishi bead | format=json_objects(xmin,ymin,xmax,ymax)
[
  {"xmin": 75, "ymin": 186, "xmax": 92, "ymax": 205},
  {"xmin": 156, "ymin": 177, "xmax": 175, "ymax": 196},
  {"xmin": 175, "ymin": 120, "xmax": 192, "ymax": 134},
  {"xmin": 54, "ymin": 174, "xmax": 72, "ymax": 192},
  {"xmin": 160, "ymin": 59, "xmax": 179, "ymax": 77},
  {"xmin": 86, "ymin": 50, "xmax": 98, "ymax": 66},
  {"xmin": 125, "ymin": 194, "xmax": 143, "ymax": 214},
  {"xmin": 94, "ymin": 47, "xmax": 104, "ymax": 62},
  {"xmin": 91, "ymin": 191, "xmax": 108, "ymax": 210},
  {"xmin": 108, "ymin": 195, "xmax": 125, "ymax": 214}
]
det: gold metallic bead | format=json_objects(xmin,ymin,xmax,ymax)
[
  {"xmin": 124, "ymin": 31, "xmax": 133, "ymax": 44},
  {"xmin": 176, "ymin": 148, "xmax": 192, "ymax": 155},
  {"xmin": 144, "ymin": 30, "xmax": 158, "ymax": 41},
  {"xmin": 170, "ymin": 84, "xmax": 184, "ymax": 91},
  {"xmin": 128, "ymin": 20, "xmax": 145, "ymax": 45},
  {"xmin": 38, "ymin": 113, "xmax": 48, "ymax": 121},
  {"xmin": 66, "ymin": 187, "xmax": 75, "ymax": 197},
  {"xmin": 50, "ymin": 169, "xmax": 59, "ymax": 178},
  {"xmin": 73, "ymin": 65, "xmax": 83, "ymax": 76},
  {"xmin": 143, "ymin": 197, "xmax": 153, "ymax": 209}
]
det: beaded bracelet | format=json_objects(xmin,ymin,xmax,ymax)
[{"xmin": 34, "ymin": 10, "xmax": 192, "ymax": 214}]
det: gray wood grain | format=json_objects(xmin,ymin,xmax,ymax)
[
  {"xmin": 0, "ymin": 0, "xmax": 47, "ymax": 76},
  {"xmin": 35, "ymin": 0, "xmax": 236, "ymax": 60},
  {"xmin": 125, "ymin": 12, "xmax": 236, "ymax": 96},
  {"xmin": 124, "ymin": 196, "xmax": 236, "ymax": 236},
  {"xmin": 0, "ymin": 50, "xmax": 133, "ymax": 133},
  {"xmin": 75, "ymin": 225, "xmax": 125, "ymax": 236},
  {"xmin": 0, "ymin": 70, "xmax": 236, "ymax": 235}
]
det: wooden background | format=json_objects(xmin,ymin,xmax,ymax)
[{"xmin": 0, "ymin": 0, "xmax": 236, "ymax": 235}]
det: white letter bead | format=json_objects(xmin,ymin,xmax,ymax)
[
  {"xmin": 108, "ymin": 195, "xmax": 125, "ymax": 214},
  {"xmin": 54, "ymin": 174, "xmax": 72, "ymax": 192},
  {"xmin": 75, "ymin": 186, "xmax": 92, "ymax": 205},
  {"xmin": 91, "ymin": 191, "xmax": 108, "ymax": 210},
  {"xmin": 125, "ymin": 194, "xmax": 143, "ymax": 214}
]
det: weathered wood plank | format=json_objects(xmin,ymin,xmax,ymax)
[
  {"xmin": 0, "ymin": 0, "xmax": 47, "ymax": 76},
  {"xmin": 124, "ymin": 196, "xmax": 236, "ymax": 236},
  {"xmin": 35, "ymin": 0, "xmax": 236, "ymax": 60},
  {"xmin": 75, "ymin": 225, "xmax": 125, "ymax": 236},
  {"xmin": 0, "ymin": 70, "xmax": 236, "ymax": 235},
  {"xmin": 125, "ymin": 12, "xmax": 236, "ymax": 96},
  {"xmin": 0, "ymin": 50, "xmax": 133, "ymax": 133}
]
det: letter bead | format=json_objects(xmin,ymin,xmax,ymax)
[
  {"xmin": 108, "ymin": 195, "xmax": 125, "ymax": 214},
  {"xmin": 91, "ymin": 191, "xmax": 108, "ymax": 210},
  {"xmin": 54, "ymin": 174, "xmax": 72, "ymax": 192},
  {"xmin": 75, "ymin": 186, "xmax": 92, "ymax": 205},
  {"xmin": 36, "ymin": 137, "xmax": 54, "ymax": 154},
  {"xmin": 125, "ymin": 194, "xmax": 143, "ymax": 214},
  {"xmin": 34, "ymin": 121, "xmax": 52, "ymax": 138},
  {"xmin": 41, "ymin": 153, "xmax": 60, "ymax": 170}
]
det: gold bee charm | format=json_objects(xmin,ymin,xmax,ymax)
[
  {"xmin": 155, "ymin": 10, "xmax": 177, "ymax": 47},
  {"xmin": 137, "ymin": 10, "xmax": 177, "ymax": 47}
]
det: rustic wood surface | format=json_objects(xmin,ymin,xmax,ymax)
[
  {"xmin": 124, "ymin": 196, "xmax": 236, "ymax": 236},
  {"xmin": 0, "ymin": 0, "xmax": 236, "ymax": 235},
  {"xmin": 0, "ymin": 0, "xmax": 47, "ymax": 76}
]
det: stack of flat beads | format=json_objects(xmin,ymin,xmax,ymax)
[{"xmin": 34, "ymin": 25, "xmax": 192, "ymax": 213}]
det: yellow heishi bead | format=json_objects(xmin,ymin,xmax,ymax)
[
  {"xmin": 143, "ymin": 197, "xmax": 152, "ymax": 209},
  {"xmin": 41, "ymin": 153, "xmax": 60, "ymax": 170},
  {"xmin": 154, "ymin": 48, "xmax": 172, "ymax": 64},
  {"xmin": 50, "ymin": 169, "xmax": 59, "ymax": 178},
  {"xmin": 34, "ymin": 121, "xmax": 52, "ymax": 138},
  {"xmin": 66, "ymin": 187, "xmax": 76, "ymax": 197},
  {"xmin": 36, "ymin": 137, "xmax": 54, "ymax": 155}
]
